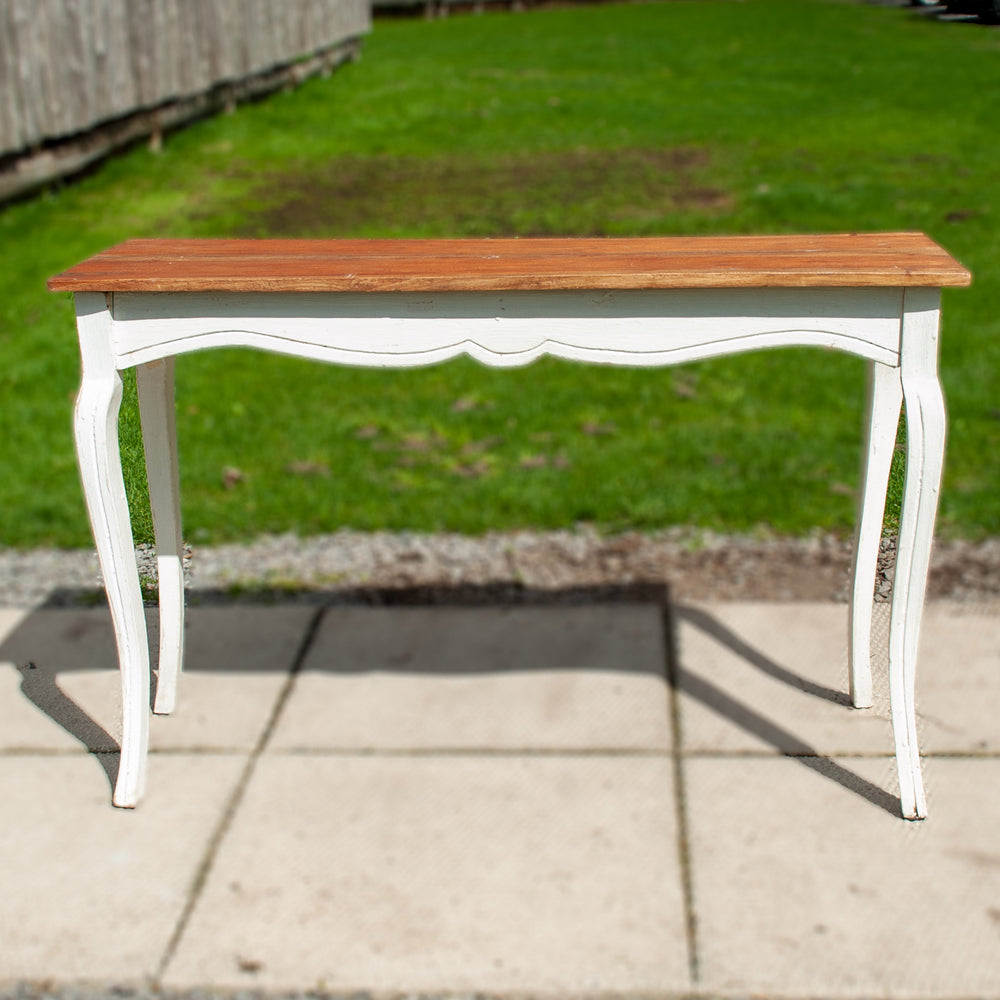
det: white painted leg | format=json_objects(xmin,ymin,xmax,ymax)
[
  {"xmin": 137, "ymin": 359, "xmax": 185, "ymax": 716},
  {"xmin": 891, "ymin": 288, "xmax": 946, "ymax": 820},
  {"xmin": 72, "ymin": 294, "xmax": 149, "ymax": 808},
  {"xmin": 848, "ymin": 362, "xmax": 903, "ymax": 708}
]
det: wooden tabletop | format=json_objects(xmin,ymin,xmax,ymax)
[{"xmin": 48, "ymin": 233, "xmax": 971, "ymax": 294}]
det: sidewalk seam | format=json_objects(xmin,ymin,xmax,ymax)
[
  {"xmin": 152, "ymin": 603, "xmax": 327, "ymax": 985},
  {"xmin": 662, "ymin": 600, "xmax": 700, "ymax": 987}
]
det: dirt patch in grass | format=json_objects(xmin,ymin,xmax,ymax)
[{"xmin": 229, "ymin": 146, "xmax": 731, "ymax": 237}]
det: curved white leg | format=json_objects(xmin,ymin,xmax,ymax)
[
  {"xmin": 137, "ymin": 359, "xmax": 185, "ymax": 715},
  {"xmin": 73, "ymin": 294, "xmax": 149, "ymax": 808},
  {"xmin": 891, "ymin": 289, "xmax": 945, "ymax": 820},
  {"xmin": 848, "ymin": 362, "xmax": 903, "ymax": 708}
]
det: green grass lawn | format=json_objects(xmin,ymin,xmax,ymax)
[{"xmin": 1, "ymin": 0, "xmax": 998, "ymax": 548}]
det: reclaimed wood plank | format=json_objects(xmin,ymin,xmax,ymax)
[{"xmin": 49, "ymin": 234, "xmax": 972, "ymax": 293}]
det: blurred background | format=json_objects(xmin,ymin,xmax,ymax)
[{"xmin": 1, "ymin": 0, "xmax": 996, "ymax": 550}]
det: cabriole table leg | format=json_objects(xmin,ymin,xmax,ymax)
[
  {"xmin": 72, "ymin": 293, "xmax": 150, "ymax": 808},
  {"xmin": 136, "ymin": 358, "xmax": 185, "ymax": 716},
  {"xmin": 849, "ymin": 361, "xmax": 903, "ymax": 709},
  {"xmin": 890, "ymin": 288, "xmax": 947, "ymax": 820}
]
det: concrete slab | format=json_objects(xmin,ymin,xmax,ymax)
[
  {"xmin": 272, "ymin": 604, "xmax": 671, "ymax": 751},
  {"xmin": 146, "ymin": 604, "xmax": 314, "ymax": 750},
  {"xmin": 676, "ymin": 601, "xmax": 890, "ymax": 756},
  {"xmin": 0, "ymin": 605, "xmax": 313, "ymax": 752},
  {"xmin": 686, "ymin": 755, "xmax": 1000, "ymax": 998},
  {"xmin": 676, "ymin": 601, "xmax": 1000, "ymax": 756},
  {"xmin": 914, "ymin": 601, "xmax": 1000, "ymax": 753},
  {"xmin": 0, "ymin": 606, "xmax": 121, "ymax": 752},
  {"xmin": 0, "ymin": 607, "xmax": 28, "ymax": 642},
  {"xmin": 0, "ymin": 753, "xmax": 242, "ymax": 982},
  {"xmin": 163, "ymin": 755, "xmax": 687, "ymax": 993}
]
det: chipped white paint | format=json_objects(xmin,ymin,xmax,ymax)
[{"xmin": 72, "ymin": 282, "xmax": 946, "ymax": 817}]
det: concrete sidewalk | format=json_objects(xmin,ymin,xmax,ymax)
[{"xmin": 1, "ymin": 596, "xmax": 998, "ymax": 997}]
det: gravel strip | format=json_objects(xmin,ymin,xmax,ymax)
[{"xmin": 1, "ymin": 528, "xmax": 999, "ymax": 608}]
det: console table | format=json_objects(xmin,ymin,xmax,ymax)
[{"xmin": 48, "ymin": 233, "xmax": 971, "ymax": 817}]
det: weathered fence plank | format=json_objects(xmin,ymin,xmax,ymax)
[{"xmin": 0, "ymin": 0, "xmax": 370, "ymax": 156}]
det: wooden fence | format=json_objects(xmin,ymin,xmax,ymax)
[{"xmin": 0, "ymin": 0, "xmax": 369, "ymax": 197}]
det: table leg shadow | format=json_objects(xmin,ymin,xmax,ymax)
[
  {"xmin": 667, "ymin": 602, "xmax": 901, "ymax": 817},
  {"xmin": 1, "ymin": 584, "xmax": 899, "ymax": 816}
]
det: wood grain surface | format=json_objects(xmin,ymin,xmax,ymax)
[{"xmin": 48, "ymin": 233, "xmax": 971, "ymax": 293}]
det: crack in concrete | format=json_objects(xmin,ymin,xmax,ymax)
[
  {"xmin": 152, "ymin": 604, "xmax": 327, "ymax": 985},
  {"xmin": 662, "ymin": 600, "xmax": 700, "ymax": 987}
]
